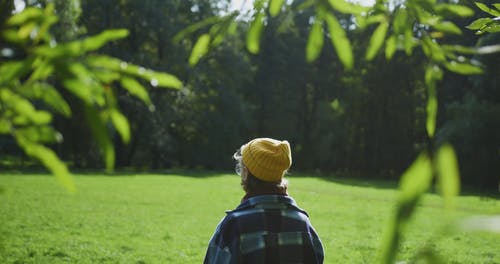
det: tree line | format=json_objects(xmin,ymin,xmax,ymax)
[{"xmin": 1, "ymin": 0, "xmax": 499, "ymax": 190}]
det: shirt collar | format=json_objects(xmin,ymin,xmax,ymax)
[{"xmin": 227, "ymin": 195, "xmax": 308, "ymax": 216}]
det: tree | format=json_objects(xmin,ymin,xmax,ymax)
[{"xmin": 0, "ymin": 2, "xmax": 181, "ymax": 188}]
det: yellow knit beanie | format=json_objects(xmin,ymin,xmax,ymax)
[{"xmin": 241, "ymin": 138, "xmax": 292, "ymax": 182}]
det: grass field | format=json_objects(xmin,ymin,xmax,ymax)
[{"xmin": 0, "ymin": 173, "xmax": 499, "ymax": 263}]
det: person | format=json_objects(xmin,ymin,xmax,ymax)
[{"xmin": 204, "ymin": 138, "xmax": 324, "ymax": 264}]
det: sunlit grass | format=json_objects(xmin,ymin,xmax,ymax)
[{"xmin": 0, "ymin": 173, "xmax": 499, "ymax": 263}]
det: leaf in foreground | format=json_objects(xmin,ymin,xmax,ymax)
[
  {"xmin": 325, "ymin": 13, "xmax": 353, "ymax": 69},
  {"xmin": 247, "ymin": 12, "xmax": 265, "ymax": 54},
  {"xmin": 436, "ymin": 144, "xmax": 460, "ymax": 210},
  {"xmin": 366, "ymin": 21, "xmax": 389, "ymax": 60}
]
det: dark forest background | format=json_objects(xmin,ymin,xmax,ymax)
[{"xmin": 1, "ymin": 0, "xmax": 499, "ymax": 190}]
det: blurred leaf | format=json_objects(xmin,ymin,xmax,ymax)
[
  {"xmin": 0, "ymin": 89, "xmax": 52, "ymax": 125},
  {"xmin": 29, "ymin": 60, "xmax": 54, "ymax": 81},
  {"xmin": 385, "ymin": 35, "xmax": 397, "ymax": 59},
  {"xmin": 18, "ymin": 22, "xmax": 37, "ymax": 39},
  {"xmin": 0, "ymin": 119, "xmax": 11, "ymax": 134},
  {"xmin": 110, "ymin": 109, "xmax": 130, "ymax": 144},
  {"xmin": 15, "ymin": 135, "xmax": 75, "ymax": 192},
  {"xmin": 189, "ymin": 33, "xmax": 211, "ymax": 66},
  {"xmin": 269, "ymin": 0, "xmax": 285, "ymax": 17},
  {"xmin": 436, "ymin": 4, "xmax": 474, "ymax": 17},
  {"xmin": 82, "ymin": 29, "xmax": 129, "ymax": 52},
  {"xmin": 63, "ymin": 79, "xmax": 94, "ymax": 105},
  {"xmin": 327, "ymin": 0, "xmax": 368, "ymax": 15},
  {"xmin": 115, "ymin": 64, "xmax": 181, "ymax": 89},
  {"xmin": 366, "ymin": 21, "xmax": 389, "ymax": 60},
  {"xmin": 404, "ymin": 28, "xmax": 414, "ymax": 55},
  {"xmin": 424, "ymin": 65, "xmax": 441, "ymax": 138},
  {"xmin": 433, "ymin": 21, "xmax": 462, "ymax": 35},
  {"xmin": 422, "ymin": 36, "xmax": 446, "ymax": 62},
  {"xmin": 475, "ymin": 2, "xmax": 500, "ymax": 17},
  {"xmin": 34, "ymin": 41, "xmax": 83, "ymax": 58},
  {"xmin": 398, "ymin": 152, "xmax": 433, "ymax": 205},
  {"xmin": 84, "ymin": 106, "xmax": 115, "ymax": 173},
  {"xmin": 86, "ymin": 55, "xmax": 122, "ymax": 69},
  {"xmin": 379, "ymin": 153, "xmax": 433, "ymax": 264},
  {"xmin": 142, "ymin": 71, "xmax": 182, "ymax": 89},
  {"xmin": 93, "ymin": 70, "xmax": 121, "ymax": 84},
  {"xmin": 445, "ymin": 61, "xmax": 483, "ymax": 75},
  {"xmin": 306, "ymin": 17, "xmax": 324, "ymax": 63},
  {"xmin": 247, "ymin": 12, "xmax": 265, "ymax": 54},
  {"xmin": 87, "ymin": 55, "xmax": 181, "ymax": 89},
  {"xmin": 18, "ymin": 82, "xmax": 72, "ymax": 117},
  {"xmin": 120, "ymin": 77, "xmax": 152, "ymax": 105},
  {"xmin": 16, "ymin": 126, "xmax": 61, "ymax": 143},
  {"xmin": 325, "ymin": 13, "xmax": 353, "ymax": 69},
  {"xmin": 436, "ymin": 144, "xmax": 460, "ymax": 210},
  {"xmin": 393, "ymin": 8, "xmax": 408, "ymax": 34},
  {"xmin": 172, "ymin": 16, "xmax": 220, "ymax": 43},
  {"xmin": 0, "ymin": 60, "xmax": 33, "ymax": 85},
  {"xmin": 494, "ymin": 3, "xmax": 500, "ymax": 10},
  {"xmin": 6, "ymin": 7, "xmax": 43, "ymax": 25}
]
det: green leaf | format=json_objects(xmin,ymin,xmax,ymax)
[
  {"xmin": 404, "ymin": 28, "xmax": 414, "ymax": 55},
  {"xmin": 0, "ymin": 60, "xmax": 33, "ymax": 85},
  {"xmin": 422, "ymin": 36, "xmax": 446, "ymax": 62},
  {"xmin": 494, "ymin": 4, "xmax": 500, "ymax": 11},
  {"xmin": 120, "ymin": 77, "xmax": 152, "ymax": 105},
  {"xmin": 63, "ymin": 79, "xmax": 94, "ymax": 105},
  {"xmin": 86, "ymin": 55, "xmax": 122, "ymax": 70},
  {"xmin": 306, "ymin": 18, "xmax": 324, "ymax": 63},
  {"xmin": 142, "ymin": 71, "xmax": 183, "ymax": 89},
  {"xmin": 29, "ymin": 60, "xmax": 54, "ymax": 82},
  {"xmin": 247, "ymin": 12, "xmax": 265, "ymax": 54},
  {"xmin": 82, "ymin": 29, "xmax": 129, "ymax": 52},
  {"xmin": 25, "ymin": 83, "xmax": 71, "ymax": 117},
  {"xmin": 6, "ymin": 7, "xmax": 44, "ymax": 25},
  {"xmin": 0, "ymin": 119, "xmax": 11, "ymax": 134},
  {"xmin": 325, "ymin": 14, "xmax": 353, "ymax": 69},
  {"xmin": 16, "ymin": 126, "xmax": 61, "ymax": 143},
  {"xmin": 426, "ymin": 88, "xmax": 437, "ymax": 138},
  {"xmin": 189, "ymin": 34, "xmax": 211, "ymax": 66},
  {"xmin": 269, "ymin": 0, "xmax": 285, "ymax": 17},
  {"xmin": 398, "ymin": 152, "xmax": 433, "ymax": 206},
  {"xmin": 172, "ymin": 16, "xmax": 221, "ymax": 43},
  {"xmin": 365, "ymin": 21, "xmax": 389, "ymax": 60},
  {"xmin": 424, "ymin": 65, "xmax": 441, "ymax": 138},
  {"xmin": 445, "ymin": 61, "xmax": 483, "ymax": 75},
  {"xmin": 0, "ymin": 89, "xmax": 53, "ymax": 125},
  {"xmin": 15, "ymin": 135, "xmax": 75, "ymax": 192},
  {"xmin": 475, "ymin": 2, "xmax": 500, "ymax": 17},
  {"xmin": 436, "ymin": 144, "xmax": 460, "ymax": 210},
  {"xmin": 110, "ymin": 109, "xmax": 130, "ymax": 144},
  {"xmin": 433, "ymin": 21, "xmax": 462, "ymax": 35},
  {"xmin": 327, "ymin": 0, "xmax": 368, "ymax": 15},
  {"xmin": 379, "ymin": 153, "xmax": 433, "ymax": 264},
  {"xmin": 385, "ymin": 35, "xmax": 397, "ymax": 59},
  {"xmin": 436, "ymin": 4, "xmax": 474, "ymax": 17},
  {"xmin": 84, "ymin": 106, "xmax": 115, "ymax": 173},
  {"xmin": 393, "ymin": 8, "xmax": 409, "ymax": 34}
]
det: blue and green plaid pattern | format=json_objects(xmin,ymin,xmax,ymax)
[{"xmin": 204, "ymin": 195, "xmax": 324, "ymax": 264}]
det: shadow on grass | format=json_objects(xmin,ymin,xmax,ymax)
[{"xmin": 1, "ymin": 168, "xmax": 498, "ymax": 199}]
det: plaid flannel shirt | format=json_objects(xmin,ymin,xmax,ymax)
[{"xmin": 204, "ymin": 195, "xmax": 324, "ymax": 264}]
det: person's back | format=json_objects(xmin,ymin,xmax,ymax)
[{"xmin": 204, "ymin": 138, "xmax": 324, "ymax": 264}]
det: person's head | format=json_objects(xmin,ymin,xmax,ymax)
[{"xmin": 233, "ymin": 138, "xmax": 292, "ymax": 196}]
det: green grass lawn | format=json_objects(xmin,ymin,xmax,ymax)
[{"xmin": 0, "ymin": 173, "xmax": 499, "ymax": 263}]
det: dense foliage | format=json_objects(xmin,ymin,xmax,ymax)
[{"xmin": 1, "ymin": 0, "xmax": 499, "ymax": 190}]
